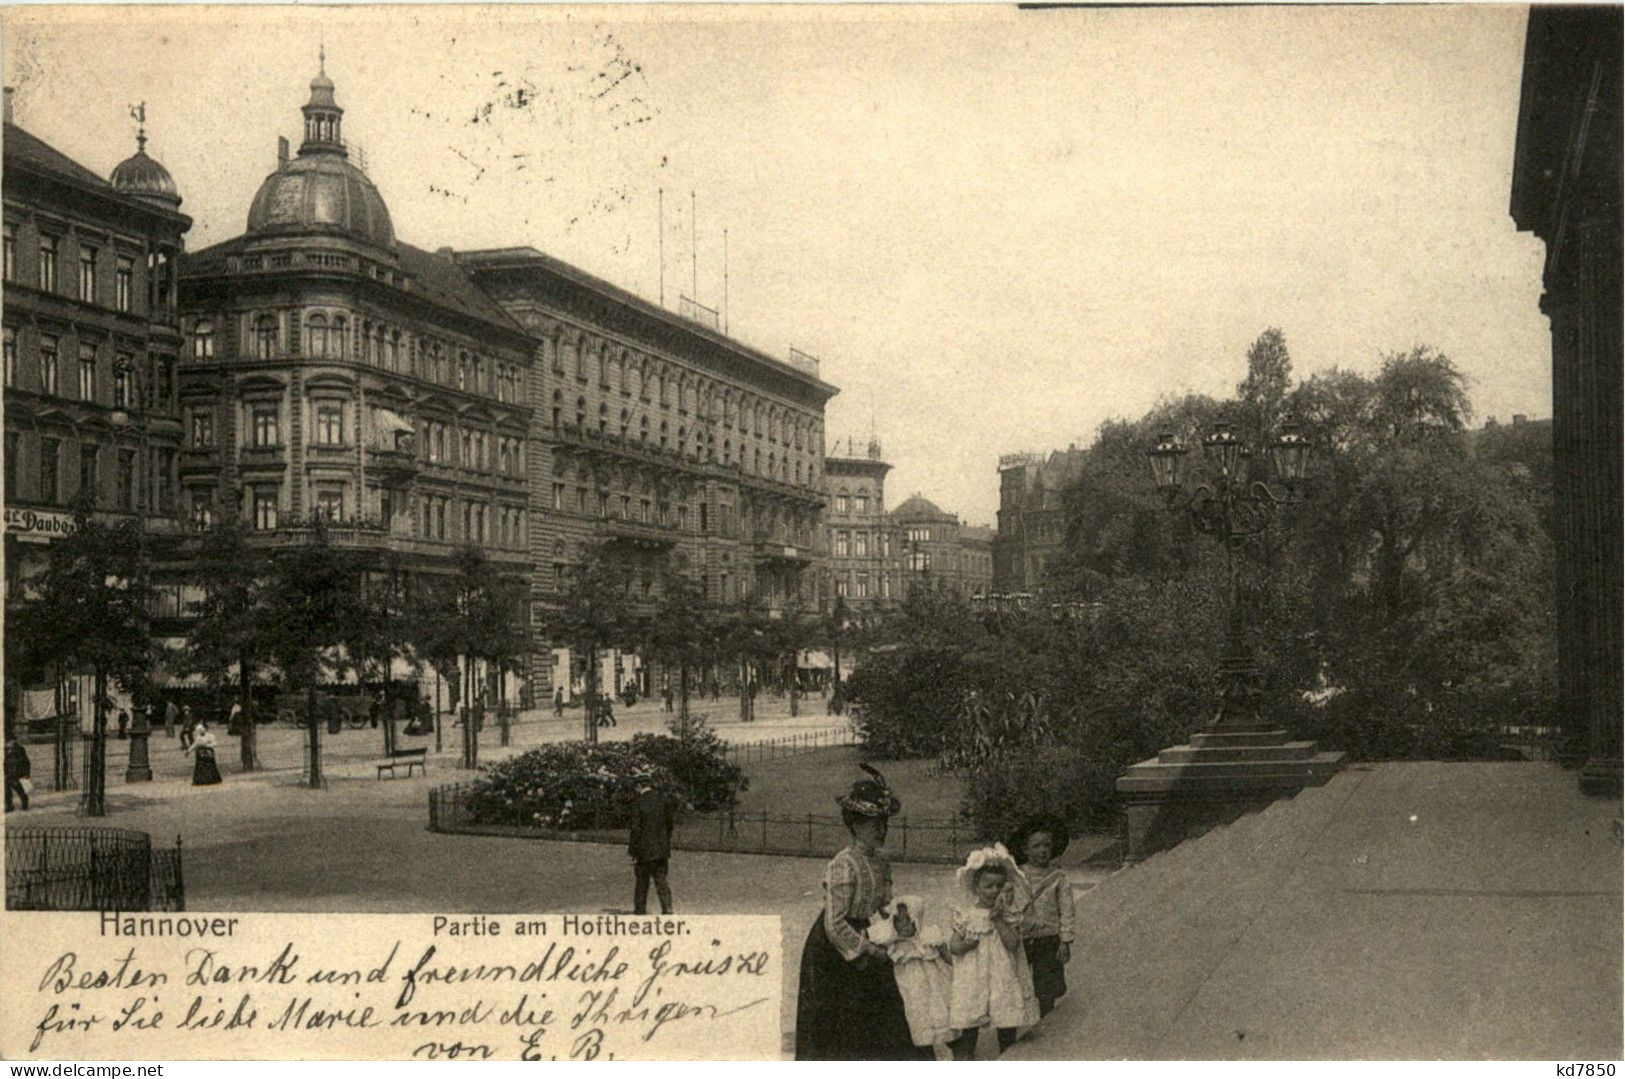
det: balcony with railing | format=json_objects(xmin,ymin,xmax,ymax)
[
  {"xmin": 594, "ymin": 515, "xmax": 679, "ymax": 549},
  {"xmin": 751, "ymin": 531, "xmax": 815, "ymax": 565}
]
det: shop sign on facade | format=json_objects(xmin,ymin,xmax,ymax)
[{"xmin": 4, "ymin": 507, "xmax": 80, "ymax": 542}]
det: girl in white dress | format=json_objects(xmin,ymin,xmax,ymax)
[
  {"xmin": 869, "ymin": 894, "xmax": 954, "ymax": 1053},
  {"xmin": 945, "ymin": 844, "xmax": 1039, "ymax": 1058}
]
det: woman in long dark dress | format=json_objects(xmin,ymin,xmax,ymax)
[
  {"xmin": 794, "ymin": 765, "xmax": 930, "ymax": 1061},
  {"xmin": 186, "ymin": 723, "xmax": 223, "ymax": 786}
]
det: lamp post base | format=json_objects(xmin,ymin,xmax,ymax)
[{"xmin": 1116, "ymin": 724, "xmax": 1345, "ymax": 865}]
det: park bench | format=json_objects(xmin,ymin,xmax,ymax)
[{"xmin": 374, "ymin": 746, "xmax": 428, "ymax": 780}]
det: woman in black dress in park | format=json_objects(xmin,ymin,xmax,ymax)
[
  {"xmin": 794, "ymin": 765, "xmax": 931, "ymax": 1060},
  {"xmin": 186, "ymin": 722, "xmax": 222, "ymax": 786}
]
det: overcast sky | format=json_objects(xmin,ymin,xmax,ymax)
[{"xmin": 3, "ymin": 4, "xmax": 1550, "ymax": 525}]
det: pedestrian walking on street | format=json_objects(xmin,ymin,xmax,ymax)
[
  {"xmin": 5, "ymin": 729, "xmax": 32, "ymax": 812},
  {"xmin": 117, "ymin": 709, "xmax": 130, "ymax": 739},
  {"xmin": 553, "ymin": 687, "xmax": 565, "ymax": 718},
  {"xmin": 179, "ymin": 705, "xmax": 195, "ymax": 749},
  {"xmin": 629, "ymin": 765, "xmax": 675, "ymax": 915},
  {"xmin": 662, "ymin": 684, "xmax": 674, "ymax": 713},
  {"xmin": 164, "ymin": 698, "xmax": 179, "ymax": 738},
  {"xmin": 185, "ymin": 722, "xmax": 223, "ymax": 786},
  {"xmin": 369, "ymin": 692, "xmax": 381, "ymax": 730}
]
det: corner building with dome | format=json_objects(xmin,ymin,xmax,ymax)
[
  {"xmin": 176, "ymin": 63, "xmax": 537, "ymax": 678},
  {"xmin": 174, "ymin": 61, "xmax": 838, "ymax": 704}
]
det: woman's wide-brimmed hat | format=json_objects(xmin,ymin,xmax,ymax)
[
  {"xmin": 835, "ymin": 764, "xmax": 902, "ymax": 818},
  {"xmin": 1007, "ymin": 815, "xmax": 1071, "ymax": 860}
]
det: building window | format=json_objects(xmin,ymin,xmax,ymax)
[
  {"xmin": 2, "ymin": 223, "xmax": 15, "ymax": 282},
  {"xmin": 909, "ymin": 527, "xmax": 930, "ymax": 543},
  {"xmin": 314, "ymin": 402, "xmax": 345, "ymax": 445},
  {"xmin": 155, "ymin": 448, "xmax": 174, "ymax": 513},
  {"xmin": 37, "ymin": 435, "xmax": 59, "ymax": 503},
  {"xmin": 253, "ymin": 488, "xmax": 278, "ymax": 530},
  {"xmin": 857, "ymin": 573, "xmax": 869, "ymax": 599},
  {"xmin": 77, "ymin": 443, "xmax": 97, "ymax": 505},
  {"xmin": 251, "ymin": 406, "xmax": 280, "ymax": 448},
  {"xmin": 113, "ymin": 361, "xmax": 134, "ymax": 409},
  {"xmin": 836, "ymin": 575, "xmax": 849, "ymax": 598},
  {"xmin": 314, "ymin": 487, "xmax": 344, "ymax": 521},
  {"xmin": 191, "ymin": 410, "xmax": 214, "ymax": 448},
  {"xmin": 39, "ymin": 335, "xmax": 58, "ymax": 395},
  {"xmin": 855, "ymin": 532, "xmax": 868, "ymax": 557},
  {"xmin": 78, "ymin": 346, "xmax": 96, "ymax": 400},
  {"xmin": 835, "ymin": 493, "xmax": 849, "ymax": 515},
  {"xmin": 332, "ymin": 317, "xmax": 347, "ymax": 359},
  {"xmin": 192, "ymin": 320, "xmax": 215, "ymax": 359},
  {"xmin": 835, "ymin": 531, "xmax": 849, "ymax": 557},
  {"xmin": 856, "ymin": 493, "xmax": 869, "ymax": 515},
  {"xmin": 38, "ymin": 235, "xmax": 58, "ymax": 291},
  {"xmin": 307, "ymin": 313, "xmax": 329, "ymax": 357},
  {"xmin": 116, "ymin": 449, "xmax": 136, "ymax": 511},
  {"xmin": 79, "ymin": 245, "xmax": 97, "ymax": 302},
  {"xmin": 153, "ymin": 358, "xmax": 174, "ymax": 412},
  {"xmin": 190, "ymin": 490, "xmax": 213, "ymax": 530},
  {"xmin": 116, "ymin": 256, "xmax": 134, "ymax": 312},
  {"xmin": 4, "ymin": 431, "xmax": 17, "ymax": 497},
  {"xmin": 597, "ymin": 492, "xmax": 609, "ymax": 518},
  {"xmin": 910, "ymin": 551, "xmax": 930, "ymax": 572},
  {"xmin": 254, "ymin": 315, "xmax": 276, "ymax": 359},
  {"xmin": 3, "ymin": 326, "xmax": 14, "ymax": 388}
]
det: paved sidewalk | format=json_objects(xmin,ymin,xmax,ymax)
[
  {"xmin": 26, "ymin": 692, "xmax": 852, "ymax": 789},
  {"xmin": 1011, "ymin": 761, "xmax": 1623, "ymax": 1060}
]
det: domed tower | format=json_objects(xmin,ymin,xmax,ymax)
[
  {"xmin": 109, "ymin": 104, "xmax": 182, "ymax": 209},
  {"xmin": 244, "ymin": 51, "xmax": 395, "ymax": 252}
]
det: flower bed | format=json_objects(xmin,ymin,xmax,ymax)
[{"xmin": 462, "ymin": 723, "xmax": 747, "ymax": 829}]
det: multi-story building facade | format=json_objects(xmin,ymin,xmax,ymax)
[
  {"xmin": 175, "ymin": 64, "xmax": 536, "ymax": 694},
  {"xmin": 992, "ymin": 446, "xmax": 1087, "ymax": 594},
  {"xmin": 3, "ymin": 91, "xmax": 192, "ymax": 732},
  {"xmin": 455, "ymin": 247, "xmax": 837, "ymax": 699},
  {"xmin": 889, "ymin": 494, "xmax": 991, "ymax": 599},
  {"xmin": 824, "ymin": 438, "xmax": 894, "ymax": 610}
]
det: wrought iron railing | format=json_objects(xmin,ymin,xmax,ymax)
[{"xmin": 5, "ymin": 827, "xmax": 185, "ymax": 911}]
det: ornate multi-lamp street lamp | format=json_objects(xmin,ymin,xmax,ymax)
[{"xmin": 1147, "ymin": 419, "xmax": 1311, "ymax": 729}]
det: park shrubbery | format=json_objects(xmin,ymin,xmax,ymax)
[{"xmin": 465, "ymin": 723, "xmax": 745, "ymax": 828}]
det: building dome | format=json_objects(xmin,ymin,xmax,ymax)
[
  {"xmin": 243, "ymin": 52, "xmax": 395, "ymax": 251},
  {"xmin": 892, "ymin": 494, "xmax": 951, "ymax": 519},
  {"xmin": 245, "ymin": 153, "xmax": 395, "ymax": 249},
  {"xmin": 110, "ymin": 120, "xmax": 182, "ymax": 208}
]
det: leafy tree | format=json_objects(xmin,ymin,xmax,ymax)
[
  {"xmin": 16, "ymin": 508, "xmax": 151, "ymax": 813},
  {"xmin": 645, "ymin": 569, "xmax": 715, "ymax": 733},
  {"xmin": 538, "ymin": 545, "xmax": 636, "ymax": 742},
  {"xmin": 1237, "ymin": 327, "xmax": 1294, "ymax": 448},
  {"xmin": 180, "ymin": 513, "xmax": 273, "ymax": 770},
  {"xmin": 258, "ymin": 527, "xmax": 369, "ymax": 787}
]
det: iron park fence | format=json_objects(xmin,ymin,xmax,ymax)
[{"xmin": 5, "ymin": 826, "xmax": 185, "ymax": 911}]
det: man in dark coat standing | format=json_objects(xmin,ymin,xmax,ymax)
[
  {"xmin": 5, "ymin": 729, "xmax": 32, "ymax": 811},
  {"xmin": 629, "ymin": 766, "xmax": 675, "ymax": 915}
]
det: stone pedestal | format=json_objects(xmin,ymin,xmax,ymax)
[
  {"xmin": 1117, "ymin": 723, "xmax": 1345, "ymax": 864},
  {"xmin": 123, "ymin": 715, "xmax": 153, "ymax": 783}
]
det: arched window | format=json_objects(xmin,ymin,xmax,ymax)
[
  {"xmin": 552, "ymin": 389, "xmax": 563, "ymax": 431},
  {"xmin": 660, "ymin": 420, "xmax": 669, "ymax": 449},
  {"xmin": 389, "ymin": 332, "xmax": 401, "ymax": 372},
  {"xmin": 659, "ymin": 370, "xmax": 669, "ymax": 405},
  {"xmin": 307, "ymin": 313, "xmax": 329, "ymax": 358},
  {"xmin": 576, "ymin": 396, "xmax": 587, "ymax": 429},
  {"xmin": 598, "ymin": 402, "xmax": 608, "ymax": 434},
  {"xmin": 191, "ymin": 320, "xmax": 215, "ymax": 359},
  {"xmin": 620, "ymin": 408, "xmax": 630, "ymax": 438},
  {"xmin": 723, "ymin": 439, "xmax": 731, "ymax": 465},
  {"xmin": 574, "ymin": 339, "xmax": 585, "ymax": 379},
  {"xmin": 254, "ymin": 315, "xmax": 277, "ymax": 359},
  {"xmin": 598, "ymin": 347, "xmax": 608, "ymax": 388},
  {"xmin": 332, "ymin": 317, "xmax": 347, "ymax": 359},
  {"xmin": 640, "ymin": 416, "xmax": 649, "ymax": 443},
  {"xmin": 618, "ymin": 351, "xmax": 629, "ymax": 393},
  {"xmin": 754, "ymin": 448, "xmax": 761, "ymax": 474}
]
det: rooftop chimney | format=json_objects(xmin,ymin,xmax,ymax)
[
  {"xmin": 277, "ymin": 136, "xmax": 290, "ymax": 169},
  {"xmin": 3, "ymin": 88, "xmax": 13, "ymax": 125}
]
